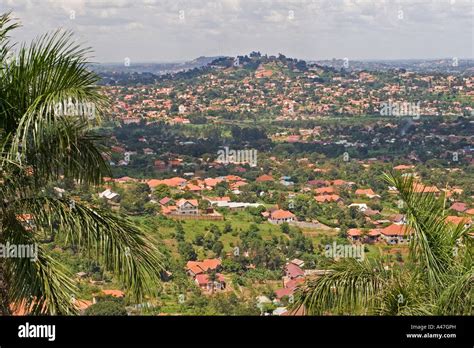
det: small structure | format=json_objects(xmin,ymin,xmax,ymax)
[{"xmin": 268, "ymin": 209, "xmax": 296, "ymax": 224}]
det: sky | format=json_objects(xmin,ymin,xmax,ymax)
[{"xmin": 2, "ymin": 0, "xmax": 473, "ymax": 63}]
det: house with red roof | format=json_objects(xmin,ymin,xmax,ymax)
[
  {"xmin": 450, "ymin": 202, "xmax": 468, "ymax": 213},
  {"xmin": 366, "ymin": 229, "xmax": 381, "ymax": 243},
  {"xmin": 412, "ymin": 182, "xmax": 439, "ymax": 194},
  {"xmin": 355, "ymin": 188, "xmax": 380, "ymax": 199},
  {"xmin": 285, "ymin": 263, "xmax": 304, "ymax": 280},
  {"xmin": 268, "ymin": 209, "xmax": 296, "ymax": 224},
  {"xmin": 445, "ymin": 216, "xmax": 472, "ymax": 228},
  {"xmin": 275, "ymin": 263, "xmax": 306, "ymax": 300},
  {"xmin": 159, "ymin": 197, "xmax": 174, "ymax": 206},
  {"xmin": 204, "ymin": 177, "xmax": 223, "ymax": 189},
  {"xmin": 195, "ymin": 273, "xmax": 226, "ymax": 292},
  {"xmin": 186, "ymin": 259, "xmax": 222, "ymax": 277},
  {"xmin": 186, "ymin": 259, "xmax": 225, "ymax": 292},
  {"xmin": 347, "ymin": 228, "xmax": 362, "ymax": 243},
  {"xmin": 315, "ymin": 186, "xmax": 335, "ymax": 195},
  {"xmin": 380, "ymin": 224, "xmax": 412, "ymax": 244},
  {"xmin": 256, "ymin": 174, "xmax": 274, "ymax": 183},
  {"xmin": 315, "ymin": 194, "xmax": 342, "ymax": 203},
  {"xmin": 176, "ymin": 199, "xmax": 199, "ymax": 215}
]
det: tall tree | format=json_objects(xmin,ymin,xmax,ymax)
[{"xmin": 0, "ymin": 13, "xmax": 163, "ymax": 315}]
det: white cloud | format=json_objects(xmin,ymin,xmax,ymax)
[{"xmin": 4, "ymin": 0, "xmax": 473, "ymax": 62}]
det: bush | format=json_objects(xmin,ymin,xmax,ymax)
[{"xmin": 85, "ymin": 301, "xmax": 127, "ymax": 316}]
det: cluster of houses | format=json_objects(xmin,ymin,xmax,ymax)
[
  {"xmin": 185, "ymin": 258, "xmax": 226, "ymax": 292},
  {"xmin": 104, "ymin": 55, "xmax": 473, "ymax": 126},
  {"xmin": 103, "ymin": 174, "xmax": 249, "ymax": 195}
]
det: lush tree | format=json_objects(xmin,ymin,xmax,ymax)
[
  {"xmin": 85, "ymin": 301, "xmax": 127, "ymax": 316},
  {"xmin": 178, "ymin": 242, "xmax": 197, "ymax": 261},
  {"xmin": 0, "ymin": 13, "xmax": 162, "ymax": 315}
]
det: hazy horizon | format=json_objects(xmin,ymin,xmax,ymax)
[{"xmin": 4, "ymin": 0, "xmax": 474, "ymax": 63}]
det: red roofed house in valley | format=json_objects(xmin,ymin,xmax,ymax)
[
  {"xmin": 381, "ymin": 224, "xmax": 411, "ymax": 244},
  {"xmin": 268, "ymin": 209, "xmax": 296, "ymax": 224},
  {"xmin": 450, "ymin": 202, "xmax": 468, "ymax": 213},
  {"xmin": 315, "ymin": 186, "xmax": 335, "ymax": 195},
  {"xmin": 465, "ymin": 208, "xmax": 474, "ymax": 215},
  {"xmin": 355, "ymin": 188, "xmax": 380, "ymax": 199},
  {"xmin": 366, "ymin": 229, "xmax": 381, "ymax": 243},
  {"xmin": 412, "ymin": 182, "xmax": 439, "ymax": 194},
  {"xmin": 256, "ymin": 174, "xmax": 274, "ymax": 183},
  {"xmin": 445, "ymin": 216, "xmax": 472, "ymax": 228},
  {"xmin": 186, "ymin": 259, "xmax": 221, "ymax": 277},
  {"xmin": 315, "ymin": 194, "xmax": 341, "ymax": 203},
  {"xmin": 285, "ymin": 263, "xmax": 304, "ymax": 280},
  {"xmin": 186, "ymin": 259, "xmax": 225, "ymax": 292},
  {"xmin": 176, "ymin": 199, "xmax": 199, "ymax": 215},
  {"xmin": 195, "ymin": 273, "xmax": 226, "ymax": 292},
  {"xmin": 275, "ymin": 262, "xmax": 305, "ymax": 300},
  {"xmin": 347, "ymin": 228, "xmax": 362, "ymax": 243}
]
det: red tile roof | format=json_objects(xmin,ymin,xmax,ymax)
[
  {"xmin": 186, "ymin": 259, "xmax": 221, "ymax": 275},
  {"xmin": 176, "ymin": 199, "xmax": 198, "ymax": 207},
  {"xmin": 195, "ymin": 273, "xmax": 225, "ymax": 285},
  {"xmin": 256, "ymin": 174, "xmax": 274, "ymax": 182},
  {"xmin": 315, "ymin": 186, "xmax": 335, "ymax": 195},
  {"xmin": 270, "ymin": 209, "xmax": 295, "ymax": 220},
  {"xmin": 450, "ymin": 202, "xmax": 468, "ymax": 212},
  {"xmin": 315, "ymin": 194, "xmax": 341, "ymax": 203},
  {"xmin": 381, "ymin": 224, "xmax": 411, "ymax": 236},
  {"xmin": 355, "ymin": 188, "xmax": 376, "ymax": 196},
  {"xmin": 275, "ymin": 287, "xmax": 294, "ymax": 299},
  {"xmin": 413, "ymin": 182, "xmax": 439, "ymax": 193},
  {"xmin": 347, "ymin": 228, "xmax": 362, "ymax": 236},
  {"xmin": 286, "ymin": 263, "xmax": 304, "ymax": 278},
  {"xmin": 445, "ymin": 216, "xmax": 472, "ymax": 225},
  {"xmin": 368, "ymin": 229, "xmax": 381, "ymax": 236}
]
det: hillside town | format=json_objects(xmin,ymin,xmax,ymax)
[{"xmin": 34, "ymin": 53, "xmax": 473, "ymax": 314}]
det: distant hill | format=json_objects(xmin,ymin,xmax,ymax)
[
  {"xmin": 94, "ymin": 53, "xmax": 474, "ymax": 86},
  {"xmin": 90, "ymin": 56, "xmax": 223, "ymax": 75},
  {"xmin": 312, "ymin": 58, "xmax": 474, "ymax": 75}
]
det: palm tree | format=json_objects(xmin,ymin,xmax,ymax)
[
  {"xmin": 0, "ymin": 13, "xmax": 163, "ymax": 315},
  {"xmin": 291, "ymin": 172, "xmax": 472, "ymax": 315}
]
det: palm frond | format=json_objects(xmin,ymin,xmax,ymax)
[
  {"xmin": 11, "ymin": 195, "xmax": 164, "ymax": 304},
  {"xmin": 383, "ymin": 173, "xmax": 455, "ymax": 287},
  {"xmin": 3, "ymin": 212, "xmax": 78, "ymax": 315},
  {"xmin": 0, "ymin": 12, "xmax": 20, "ymax": 66},
  {"xmin": 436, "ymin": 269, "xmax": 473, "ymax": 315},
  {"xmin": 3, "ymin": 28, "xmax": 107, "ymax": 147},
  {"xmin": 292, "ymin": 258, "xmax": 393, "ymax": 315}
]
